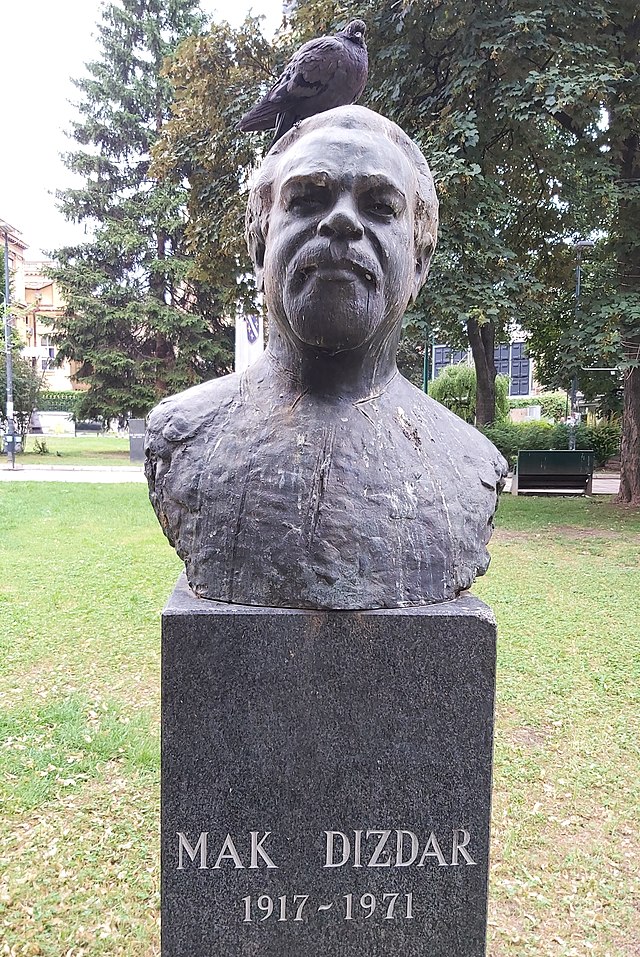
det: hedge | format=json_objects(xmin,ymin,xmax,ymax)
[
  {"xmin": 508, "ymin": 391, "xmax": 567, "ymax": 421},
  {"xmin": 480, "ymin": 421, "xmax": 620, "ymax": 469},
  {"xmin": 38, "ymin": 390, "xmax": 82, "ymax": 414}
]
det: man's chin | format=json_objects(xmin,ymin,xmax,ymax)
[
  {"xmin": 286, "ymin": 304, "xmax": 382, "ymax": 352},
  {"xmin": 291, "ymin": 323, "xmax": 374, "ymax": 353}
]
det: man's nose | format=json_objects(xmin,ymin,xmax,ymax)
[{"xmin": 317, "ymin": 198, "xmax": 364, "ymax": 240}]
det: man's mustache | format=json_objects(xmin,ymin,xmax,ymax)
[{"xmin": 291, "ymin": 244, "xmax": 380, "ymax": 287}]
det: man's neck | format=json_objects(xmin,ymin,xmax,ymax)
[{"xmin": 262, "ymin": 325, "xmax": 400, "ymax": 403}]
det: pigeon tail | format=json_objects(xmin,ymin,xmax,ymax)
[
  {"xmin": 272, "ymin": 112, "xmax": 296, "ymax": 145},
  {"xmin": 237, "ymin": 99, "xmax": 282, "ymax": 133}
]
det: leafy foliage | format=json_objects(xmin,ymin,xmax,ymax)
[
  {"xmin": 37, "ymin": 390, "xmax": 83, "ymax": 415},
  {"xmin": 32, "ymin": 439, "xmax": 50, "ymax": 456},
  {"xmin": 481, "ymin": 420, "xmax": 621, "ymax": 469},
  {"xmin": 151, "ymin": 16, "xmax": 273, "ymax": 314},
  {"xmin": 51, "ymin": 0, "xmax": 234, "ymax": 423},
  {"xmin": 509, "ymin": 392, "xmax": 568, "ymax": 422},
  {"xmin": 429, "ymin": 363, "xmax": 509, "ymax": 424}
]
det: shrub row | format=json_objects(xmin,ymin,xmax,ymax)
[
  {"xmin": 508, "ymin": 391, "xmax": 567, "ymax": 421},
  {"xmin": 480, "ymin": 421, "xmax": 621, "ymax": 469},
  {"xmin": 38, "ymin": 390, "xmax": 83, "ymax": 414}
]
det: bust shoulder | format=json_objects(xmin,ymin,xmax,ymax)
[
  {"xmin": 387, "ymin": 375, "xmax": 507, "ymax": 486},
  {"xmin": 145, "ymin": 372, "xmax": 242, "ymax": 458}
]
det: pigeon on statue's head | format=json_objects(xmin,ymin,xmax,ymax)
[{"xmin": 237, "ymin": 20, "xmax": 368, "ymax": 146}]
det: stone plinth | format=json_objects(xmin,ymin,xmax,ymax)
[{"xmin": 162, "ymin": 574, "xmax": 496, "ymax": 957}]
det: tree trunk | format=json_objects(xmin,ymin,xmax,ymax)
[
  {"xmin": 467, "ymin": 316, "xmax": 497, "ymax": 426},
  {"xmin": 612, "ymin": 130, "xmax": 640, "ymax": 501},
  {"xmin": 616, "ymin": 365, "xmax": 640, "ymax": 505}
]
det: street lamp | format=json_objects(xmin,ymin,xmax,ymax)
[
  {"xmin": 422, "ymin": 325, "xmax": 432, "ymax": 393},
  {"xmin": 569, "ymin": 239, "xmax": 595, "ymax": 450}
]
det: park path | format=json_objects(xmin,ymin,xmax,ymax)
[
  {"xmin": 0, "ymin": 465, "xmax": 621, "ymax": 494},
  {"xmin": 0, "ymin": 464, "xmax": 146, "ymax": 483}
]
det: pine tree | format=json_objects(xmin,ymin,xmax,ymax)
[{"xmin": 51, "ymin": 0, "xmax": 234, "ymax": 422}]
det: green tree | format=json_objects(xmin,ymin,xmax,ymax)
[
  {"xmin": 428, "ymin": 363, "xmax": 509, "ymax": 424},
  {"xmin": 0, "ymin": 332, "xmax": 42, "ymax": 448},
  {"xmin": 151, "ymin": 16, "xmax": 274, "ymax": 315},
  {"xmin": 524, "ymin": 243, "xmax": 624, "ymax": 417},
  {"xmin": 156, "ymin": 0, "xmax": 639, "ymax": 498},
  {"xmin": 51, "ymin": 0, "xmax": 234, "ymax": 424},
  {"xmin": 285, "ymin": 0, "xmax": 639, "ymax": 499}
]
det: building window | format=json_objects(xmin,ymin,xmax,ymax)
[
  {"xmin": 433, "ymin": 340, "xmax": 532, "ymax": 397},
  {"xmin": 40, "ymin": 334, "xmax": 55, "ymax": 362},
  {"xmin": 433, "ymin": 346, "xmax": 469, "ymax": 378},
  {"xmin": 494, "ymin": 344, "xmax": 510, "ymax": 377},
  {"xmin": 433, "ymin": 346, "xmax": 452, "ymax": 378},
  {"xmin": 510, "ymin": 342, "xmax": 530, "ymax": 396}
]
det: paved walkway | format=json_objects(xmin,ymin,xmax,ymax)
[
  {"xmin": 0, "ymin": 464, "xmax": 146, "ymax": 483},
  {"xmin": 504, "ymin": 472, "xmax": 620, "ymax": 495},
  {"xmin": 0, "ymin": 464, "xmax": 621, "ymax": 494}
]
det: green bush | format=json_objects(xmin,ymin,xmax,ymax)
[
  {"xmin": 481, "ymin": 421, "xmax": 621, "ymax": 469},
  {"xmin": 429, "ymin": 363, "xmax": 510, "ymax": 423},
  {"xmin": 508, "ymin": 391, "xmax": 567, "ymax": 421},
  {"xmin": 38, "ymin": 390, "xmax": 82, "ymax": 414},
  {"xmin": 539, "ymin": 392, "xmax": 568, "ymax": 421},
  {"xmin": 580, "ymin": 423, "xmax": 621, "ymax": 468}
]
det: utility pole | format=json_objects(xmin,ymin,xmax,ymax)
[{"xmin": 3, "ymin": 228, "xmax": 15, "ymax": 468}]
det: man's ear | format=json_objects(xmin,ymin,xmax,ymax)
[
  {"xmin": 411, "ymin": 234, "xmax": 435, "ymax": 302},
  {"xmin": 251, "ymin": 235, "xmax": 266, "ymax": 293}
]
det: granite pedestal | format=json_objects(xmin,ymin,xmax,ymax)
[{"xmin": 162, "ymin": 574, "xmax": 497, "ymax": 957}]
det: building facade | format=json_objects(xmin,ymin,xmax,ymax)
[
  {"xmin": 1, "ymin": 218, "xmax": 79, "ymax": 391},
  {"xmin": 432, "ymin": 337, "xmax": 534, "ymax": 398}
]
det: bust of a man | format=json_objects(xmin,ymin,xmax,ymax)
[{"xmin": 145, "ymin": 106, "xmax": 507, "ymax": 609}]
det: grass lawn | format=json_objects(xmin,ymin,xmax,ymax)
[
  {"xmin": 0, "ymin": 486, "xmax": 638, "ymax": 956},
  {"xmin": 16, "ymin": 435, "xmax": 133, "ymax": 468}
]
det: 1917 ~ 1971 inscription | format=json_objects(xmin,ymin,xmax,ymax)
[{"xmin": 175, "ymin": 826, "xmax": 477, "ymax": 926}]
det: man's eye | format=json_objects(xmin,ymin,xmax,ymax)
[
  {"xmin": 366, "ymin": 201, "xmax": 396, "ymax": 218},
  {"xmin": 288, "ymin": 189, "xmax": 326, "ymax": 211}
]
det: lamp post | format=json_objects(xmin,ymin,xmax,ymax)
[
  {"xmin": 422, "ymin": 326, "xmax": 431, "ymax": 393},
  {"xmin": 2, "ymin": 228, "xmax": 15, "ymax": 468},
  {"xmin": 570, "ymin": 240, "xmax": 594, "ymax": 450}
]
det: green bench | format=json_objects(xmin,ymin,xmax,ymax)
[{"xmin": 511, "ymin": 449, "xmax": 595, "ymax": 496}]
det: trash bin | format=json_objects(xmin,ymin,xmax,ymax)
[{"xmin": 129, "ymin": 418, "xmax": 145, "ymax": 463}]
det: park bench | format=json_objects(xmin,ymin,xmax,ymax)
[
  {"xmin": 511, "ymin": 449, "xmax": 595, "ymax": 496},
  {"xmin": 75, "ymin": 421, "xmax": 103, "ymax": 434}
]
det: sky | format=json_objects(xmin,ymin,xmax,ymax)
[{"xmin": 1, "ymin": 0, "xmax": 283, "ymax": 258}]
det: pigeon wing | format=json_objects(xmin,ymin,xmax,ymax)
[{"xmin": 237, "ymin": 36, "xmax": 352, "ymax": 132}]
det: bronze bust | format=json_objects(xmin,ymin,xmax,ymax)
[{"xmin": 145, "ymin": 106, "xmax": 507, "ymax": 609}]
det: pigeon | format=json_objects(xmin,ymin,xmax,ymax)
[{"xmin": 237, "ymin": 19, "xmax": 368, "ymax": 145}]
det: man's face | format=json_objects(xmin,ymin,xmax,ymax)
[{"xmin": 261, "ymin": 127, "xmax": 419, "ymax": 353}]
